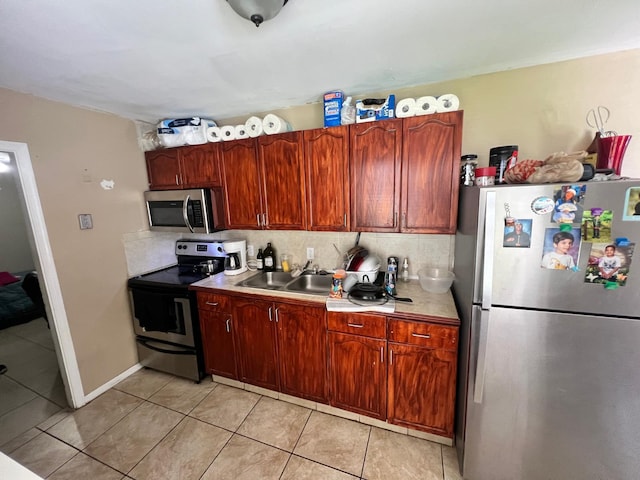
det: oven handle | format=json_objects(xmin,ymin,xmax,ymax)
[
  {"xmin": 183, "ymin": 194, "xmax": 195, "ymax": 233},
  {"xmin": 136, "ymin": 338, "xmax": 195, "ymax": 355}
]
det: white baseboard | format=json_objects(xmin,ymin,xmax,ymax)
[{"xmin": 83, "ymin": 363, "xmax": 144, "ymax": 404}]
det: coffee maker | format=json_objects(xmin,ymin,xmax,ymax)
[{"xmin": 223, "ymin": 239, "xmax": 248, "ymax": 276}]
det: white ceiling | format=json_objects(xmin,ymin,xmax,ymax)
[{"xmin": 1, "ymin": 0, "xmax": 640, "ymax": 125}]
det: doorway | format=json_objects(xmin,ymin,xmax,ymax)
[{"xmin": 0, "ymin": 141, "xmax": 83, "ymax": 409}]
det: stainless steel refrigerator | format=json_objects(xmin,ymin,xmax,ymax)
[{"xmin": 453, "ymin": 179, "xmax": 640, "ymax": 480}]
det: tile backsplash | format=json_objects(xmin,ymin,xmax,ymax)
[{"xmin": 123, "ymin": 229, "xmax": 455, "ymax": 278}]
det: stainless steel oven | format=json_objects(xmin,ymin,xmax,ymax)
[{"xmin": 127, "ymin": 240, "xmax": 226, "ymax": 381}]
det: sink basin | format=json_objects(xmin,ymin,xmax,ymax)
[
  {"xmin": 284, "ymin": 274, "xmax": 333, "ymax": 295},
  {"xmin": 238, "ymin": 271, "xmax": 293, "ymax": 290}
]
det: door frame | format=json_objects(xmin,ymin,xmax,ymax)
[{"xmin": 1, "ymin": 140, "xmax": 84, "ymax": 407}]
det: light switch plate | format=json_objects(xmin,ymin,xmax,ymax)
[
  {"xmin": 306, "ymin": 247, "xmax": 314, "ymax": 260},
  {"xmin": 247, "ymin": 245, "xmax": 255, "ymax": 257},
  {"xmin": 78, "ymin": 214, "xmax": 93, "ymax": 230}
]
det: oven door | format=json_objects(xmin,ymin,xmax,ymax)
[{"xmin": 129, "ymin": 288, "xmax": 195, "ymax": 347}]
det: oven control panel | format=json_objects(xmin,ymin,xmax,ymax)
[{"xmin": 175, "ymin": 240, "xmax": 225, "ymax": 257}]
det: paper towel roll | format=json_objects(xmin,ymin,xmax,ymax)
[
  {"xmin": 220, "ymin": 125, "xmax": 236, "ymax": 141},
  {"xmin": 415, "ymin": 96, "xmax": 438, "ymax": 116},
  {"xmin": 235, "ymin": 124, "xmax": 249, "ymax": 139},
  {"xmin": 245, "ymin": 116, "xmax": 263, "ymax": 138},
  {"xmin": 436, "ymin": 94, "xmax": 460, "ymax": 113},
  {"xmin": 263, "ymin": 114, "xmax": 292, "ymax": 135},
  {"xmin": 395, "ymin": 98, "xmax": 417, "ymax": 118},
  {"xmin": 206, "ymin": 126, "xmax": 222, "ymax": 143}
]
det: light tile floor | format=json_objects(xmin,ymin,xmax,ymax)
[{"xmin": 1, "ymin": 322, "xmax": 463, "ymax": 480}]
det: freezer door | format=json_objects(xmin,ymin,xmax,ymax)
[
  {"xmin": 487, "ymin": 181, "xmax": 640, "ymax": 316},
  {"xmin": 462, "ymin": 306, "xmax": 640, "ymax": 480}
]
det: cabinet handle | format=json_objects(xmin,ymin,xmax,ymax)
[
  {"xmin": 390, "ymin": 349, "xmax": 393, "ymax": 365},
  {"xmin": 256, "ymin": 214, "xmax": 261, "ymax": 227},
  {"xmin": 344, "ymin": 214, "xmax": 347, "ymax": 227},
  {"xmin": 275, "ymin": 307, "xmax": 279, "ymax": 323},
  {"xmin": 268, "ymin": 306, "xmax": 273, "ymax": 322},
  {"xmin": 380, "ymin": 346, "xmax": 384, "ymax": 363},
  {"xmin": 262, "ymin": 213, "xmax": 267, "ymax": 227},
  {"xmin": 394, "ymin": 212, "xmax": 398, "ymax": 227},
  {"xmin": 347, "ymin": 323, "xmax": 364, "ymax": 328},
  {"xmin": 205, "ymin": 301, "xmax": 219, "ymax": 306},
  {"xmin": 225, "ymin": 317, "xmax": 231, "ymax": 333},
  {"xmin": 412, "ymin": 332, "xmax": 431, "ymax": 339}
]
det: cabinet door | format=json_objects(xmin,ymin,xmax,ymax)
[
  {"xmin": 349, "ymin": 120, "xmax": 402, "ymax": 232},
  {"xmin": 233, "ymin": 297, "xmax": 279, "ymax": 390},
  {"xmin": 387, "ymin": 343, "xmax": 457, "ymax": 437},
  {"xmin": 180, "ymin": 143, "xmax": 222, "ymax": 188},
  {"xmin": 220, "ymin": 139, "xmax": 263, "ymax": 229},
  {"xmin": 328, "ymin": 331, "xmax": 387, "ymax": 420},
  {"xmin": 257, "ymin": 132, "xmax": 306, "ymax": 230},
  {"xmin": 401, "ymin": 112, "xmax": 463, "ymax": 233},
  {"xmin": 145, "ymin": 149, "xmax": 181, "ymax": 190},
  {"xmin": 303, "ymin": 126, "xmax": 350, "ymax": 231},
  {"xmin": 199, "ymin": 309, "xmax": 238, "ymax": 379},
  {"xmin": 276, "ymin": 303, "xmax": 327, "ymax": 403}
]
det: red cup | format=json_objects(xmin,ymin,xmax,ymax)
[{"xmin": 597, "ymin": 135, "xmax": 632, "ymax": 175}]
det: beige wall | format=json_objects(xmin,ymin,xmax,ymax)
[
  {"xmin": 0, "ymin": 88, "xmax": 149, "ymax": 394},
  {"xmin": 2, "ymin": 48, "xmax": 639, "ymax": 396},
  {"xmin": 223, "ymin": 49, "xmax": 640, "ymax": 178}
]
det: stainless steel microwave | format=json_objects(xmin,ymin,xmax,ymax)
[{"xmin": 144, "ymin": 188, "xmax": 225, "ymax": 234}]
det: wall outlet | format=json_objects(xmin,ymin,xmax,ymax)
[
  {"xmin": 247, "ymin": 244, "xmax": 255, "ymax": 257},
  {"xmin": 78, "ymin": 214, "xmax": 93, "ymax": 230},
  {"xmin": 306, "ymin": 247, "xmax": 314, "ymax": 260}
]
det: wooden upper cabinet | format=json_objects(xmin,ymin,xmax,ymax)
[
  {"xmin": 145, "ymin": 144, "xmax": 221, "ymax": 190},
  {"xmin": 303, "ymin": 126, "xmax": 350, "ymax": 231},
  {"xmin": 180, "ymin": 143, "xmax": 221, "ymax": 188},
  {"xmin": 257, "ymin": 132, "xmax": 306, "ymax": 230},
  {"xmin": 401, "ymin": 111, "xmax": 463, "ymax": 234},
  {"xmin": 349, "ymin": 120, "xmax": 403, "ymax": 232},
  {"xmin": 220, "ymin": 139, "xmax": 263, "ymax": 229},
  {"xmin": 145, "ymin": 149, "xmax": 182, "ymax": 189}
]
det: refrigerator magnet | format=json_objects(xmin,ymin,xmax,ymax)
[
  {"xmin": 503, "ymin": 219, "xmax": 532, "ymax": 248},
  {"xmin": 581, "ymin": 208, "xmax": 613, "ymax": 243},
  {"xmin": 622, "ymin": 187, "xmax": 640, "ymax": 221},
  {"xmin": 531, "ymin": 196, "xmax": 555, "ymax": 215},
  {"xmin": 540, "ymin": 227, "xmax": 581, "ymax": 271},
  {"xmin": 584, "ymin": 242, "xmax": 634, "ymax": 286}
]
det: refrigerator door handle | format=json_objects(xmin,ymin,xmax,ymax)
[
  {"xmin": 481, "ymin": 191, "xmax": 496, "ymax": 310},
  {"xmin": 473, "ymin": 308, "xmax": 490, "ymax": 403}
]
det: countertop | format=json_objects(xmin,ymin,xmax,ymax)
[{"xmin": 191, "ymin": 270, "xmax": 459, "ymax": 325}]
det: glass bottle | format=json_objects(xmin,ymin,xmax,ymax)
[
  {"xmin": 256, "ymin": 248, "xmax": 264, "ymax": 271},
  {"xmin": 263, "ymin": 243, "xmax": 275, "ymax": 272},
  {"xmin": 401, "ymin": 257, "xmax": 410, "ymax": 283}
]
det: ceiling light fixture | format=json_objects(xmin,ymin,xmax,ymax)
[{"xmin": 226, "ymin": 0, "xmax": 288, "ymax": 27}]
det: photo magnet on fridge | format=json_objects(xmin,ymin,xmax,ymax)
[
  {"xmin": 581, "ymin": 208, "xmax": 613, "ymax": 243},
  {"xmin": 584, "ymin": 242, "xmax": 634, "ymax": 286},
  {"xmin": 541, "ymin": 227, "xmax": 581, "ymax": 271},
  {"xmin": 622, "ymin": 187, "xmax": 640, "ymax": 221},
  {"xmin": 503, "ymin": 219, "xmax": 532, "ymax": 248},
  {"xmin": 551, "ymin": 184, "xmax": 587, "ymax": 225}
]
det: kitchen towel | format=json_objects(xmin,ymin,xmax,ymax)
[
  {"xmin": 395, "ymin": 98, "xmax": 417, "ymax": 118},
  {"xmin": 206, "ymin": 126, "xmax": 222, "ymax": 143},
  {"xmin": 415, "ymin": 96, "xmax": 438, "ymax": 115},
  {"xmin": 263, "ymin": 114, "xmax": 292, "ymax": 135},
  {"xmin": 436, "ymin": 94, "xmax": 460, "ymax": 112},
  {"xmin": 235, "ymin": 124, "xmax": 249, "ymax": 139},
  {"xmin": 245, "ymin": 116, "xmax": 264, "ymax": 138},
  {"xmin": 220, "ymin": 125, "xmax": 237, "ymax": 141}
]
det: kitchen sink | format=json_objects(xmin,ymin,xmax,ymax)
[
  {"xmin": 236, "ymin": 271, "xmax": 332, "ymax": 296},
  {"xmin": 238, "ymin": 271, "xmax": 294, "ymax": 290},
  {"xmin": 284, "ymin": 274, "xmax": 333, "ymax": 294}
]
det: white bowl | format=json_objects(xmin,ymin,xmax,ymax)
[{"xmin": 418, "ymin": 268, "xmax": 455, "ymax": 293}]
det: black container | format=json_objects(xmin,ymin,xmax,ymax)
[{"xmin": 489, "ymin": 146, "xmax": 518, "ymax": 184}]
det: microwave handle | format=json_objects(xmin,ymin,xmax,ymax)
[{"xmin": 182, "ymin": 195, "xmax": 195, "ymax": 233}]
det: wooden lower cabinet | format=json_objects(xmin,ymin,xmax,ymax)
[
  {"xmin": 197, "ymin": 293, "xmax": 237, "ymax": 379},
  {"xmin": 233, "ymin": 297, "xmax": 279, "ymax": 390},
  {"xmin": 328, "ymin": 331, "xmax": 387, "ymax": 420},
  {"xmin": 276, "ymin": 303, "xmax": 327, "ymax": 402},
  {"xmin": 387, "ymin": 343, "xmax": 457, "ymax": 436}
]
